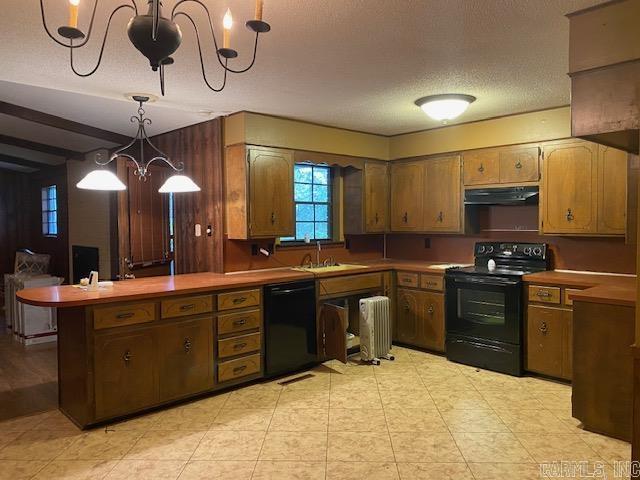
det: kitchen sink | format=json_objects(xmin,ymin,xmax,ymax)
[{"xmin": 292, "ymin": 264, "xmax": 369, "ymax": 273}]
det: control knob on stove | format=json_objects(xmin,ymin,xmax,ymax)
[
  {"xmin": 532, "ymin": 247, "xmax": 542, "ymax": 256},
  {"xmin": 486, "ymin": 245, "xmax": 494, "ymax": 254},
  {"xmin": 523, "ymin": 247, "xmax": 532, "ymax": 255},
  {"xmin": 478, "ymin": 245, "xmax": 486, "ymax": 254}
]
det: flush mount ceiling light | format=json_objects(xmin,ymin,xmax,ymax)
[
  {"xmin": 415, "ymin": 94, "xmax": 477, "ymax": 123},
  {"xmin": 76, "ymin": 96, "xmax": 200, "ymax": 193},
  {"xmin": 40, "ymin": 0, "xmax": 270, "ymax": 95}
]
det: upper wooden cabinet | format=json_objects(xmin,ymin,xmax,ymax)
[
  {"xmin": 541, "ymin": 140, "xmax": 627, "ymax": 236},
  {"xmin": 390, "ymin": 161, "xmax": 424, "ymax": 231},
  {"xmin": 225, "ymin": 145, "xmax": 294, "ymax": 239},
  {"xmin": 463, "ymin": 145, "xmax": 540, "ymax": 186},
  {"xmin": 364, "ymin": 162, "xmax": 389, "ymax": 232},
  {"xmin": 423, "ymin": 155, "xmax": 462, "ymax": 233},
  {"xmin": 597, "ymin": 145, "xmax": 627, "ymax": 235}
]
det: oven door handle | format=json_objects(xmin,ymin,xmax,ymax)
[
  {"xmin": 449, "ymin": 338, "xmax": 512, "ymax": 353},
  {"xmin": 451, "ymin": 276, "xmax": 519, "ymax": 287}
]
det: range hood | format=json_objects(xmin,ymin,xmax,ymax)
[{"xmin": 464, "ymin": 186, "xmax": 539, "ymax": 206}]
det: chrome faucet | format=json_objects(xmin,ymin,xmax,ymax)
[{"xmin": 316, "ymin": 241, "xmax": 321, "ymax": 267}]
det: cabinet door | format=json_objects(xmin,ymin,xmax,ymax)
[
  {"xmin": 390, "ymin": 162, "xmax": 424, "ymax": 231},
  {"xmin": 423, "ymin": 156, "xmax": 461, "ymax": 232},
  {"xmin": 249, "ymin": 147, "xmax": 294, "ymax": 237},
  {"xmin": 597, "ymin": 145, "xmax": 627, "ymax": 235},
  {"xmin": 542, "ymin": 141, "xmax": 598, "ymax": 234},
  {"xmin": 396, "ymin": 288, "xmax": 420, "ymax": 345},
  {"xmin": 526, "ymin": 305, "xmax": 565, "ymax": 378},
  {"xmin": 364, "ymin": 162, "xmax": 389, "ymax": 232},
  {"xmin": 94, "ymin": 329, "xmax": 156, "ymax": 419},
  {"xmin": 321, "ymin": 303, "xmax": 347, "ymax": 363},
  {"xmin": 463, "ymin": 150, "xmax": 500, "ymax": 185},
  {"xmin": 419, "ymin": 291, "xmax": 445, "ymax": 352},
  {"xmin": 562, "ymin": 309, "xmax": 573, "ymax": 380},
  {"xmin": 156, "ymin": 316, "xmax": 214, "ymax": 402},
  {"xmin": 499, "ymin": 146, "xmax": 540, "ymax": 184}
]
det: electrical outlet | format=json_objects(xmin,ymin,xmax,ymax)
[
  {"xmin": 251, "ymin": 244, "xmax": 258, "ymax": 256},
  {"xmin": 424, "ymin": 238, "xmax": 431, "ymax": 249}
]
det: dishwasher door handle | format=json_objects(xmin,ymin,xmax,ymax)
[{"xmin": 270, "ymin": 285, "xmax": 316, "ymax": 296}]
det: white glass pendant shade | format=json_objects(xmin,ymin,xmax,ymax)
[
  {"xmin": 76, "ymin": 169, "xmax": 126, "ymax": 191},
  {"xmin": 158, "ymin": 175, "xmax": 201, "ymax": 193},
  {"xmin": 415, "ymin": 94, "xmax": 476, "ymax": 122}
]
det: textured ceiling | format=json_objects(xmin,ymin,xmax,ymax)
[{"xmin": 0, "ymin": 0, "xmax": 605, "ymax": 138}]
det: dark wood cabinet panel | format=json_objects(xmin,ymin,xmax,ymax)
[
  {"xmin": 94, "ymin": 329, "xmax": 156, "ymax": 419},
  {"xmin": 499, "ymin": 146, "xmax": 540, "ymax": 183},
  {"xmin": 526, "ymin": 305, "xmax": 568, "ymax": 379},
  {"xmin": 364, "ymin": 162, "xmax": 389, "ymax": 232},
  {"xmin": 156, "ymin": 316, "xmax": 214, "ymax": 402},
  {"xmin": 423, "ymin": 155, "xmax": 461, "ymax": 233},
  {"xmin": 396, "ymin": 288, "xmax": 421, "ymax": 345},
  {"xmin": 320, "ymin": 302, "xmax": 348, "ymax": 363},
  {"xmin": 420, "ymin": 291, "xmax": 445, "ymax": 352},
  {"xmin": 390, "ymin": 162, "xmax": 423, "ymax": 231}
]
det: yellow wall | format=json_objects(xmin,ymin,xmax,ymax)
[
  {"xmin": 389, "ymin": 107, "xmax": 571, "ymax": 159},
  {"xmin": 224, "ymin": 107, "xmax": 572, "ymax": 161},
  {"xmin": 224, "ymin": 112, "xmax": 390, "ymax": 160}
]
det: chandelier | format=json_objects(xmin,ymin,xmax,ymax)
[
  {"xmin": 40, "ymin": 0, "xmax": 271, "ymax": 95},
  {"xmin": 76, "ymin": 95, "xmax": 200, "ymax": 192}
]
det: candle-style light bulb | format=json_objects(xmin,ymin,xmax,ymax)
[
  {"xmin": 68, "ymin": 0, "xmax": 80, "ymax": 29},
  {"xmin": 255, "ymin": 0, "xmax": 264, "ymax": 21},
  {"xmin": 223, "ymin": 8, "xmax": 232, "ymax": 49}
]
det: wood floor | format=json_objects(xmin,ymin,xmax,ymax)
[{"xmin": 0, "ymin": 315, "xmax": 58, "ymax": 420}]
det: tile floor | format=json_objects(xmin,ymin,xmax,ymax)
[{"xmin": 0, "ymin": 346, "xmax": 632, "ymax": 479}]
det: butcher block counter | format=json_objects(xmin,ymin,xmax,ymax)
[
  {"xmin": 16, "ymin": 259, "xmax": 458, "ymax": 428},
  {"xmin": 524, "ymin": 270, "xmax": 636, "ymax": 442}
]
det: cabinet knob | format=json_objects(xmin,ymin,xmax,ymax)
[
  {"xmin": 374, "ymin": 212, "xmax": 379, "ymax": 224},
  {"xmin": 233, "ymin": 318, "xmax": 247, "ymax": 326},
  {"xmin": 566, "ymin": 208, "xmax": 574, "ymax": 222},
  {"xmin": 270, "ymin": 212, "xmax": 276, "ymax": 225},
  {"xmin": 402, "ymin": 212, "xmax": 408, "ymax": 223},
  {"xmin": 123, "ymin": 350, "xmax": 133, "ymax": 364},
  {"xmin": 427, "ymin": 305, "xmax": 434, "ymax": 314},
  {"xmin": 478, "ymin": 163, "xmax": 484, "ymax": 173},
  {"xmin": 233, "ymin": 297, "xmax": 247, "ymax": 305},
  {"xmin": 536, "ymin": 290, "xmax": 552, "ymax": 298},
  {"xmin": 540, "ymin": 321, "xmax": 548, "ymax": 334},
  {"xmin": 233, "ymin": 342, "xmax": 248, "ymax": 350},
  {"xmin": 184, "ymin": 338, "xmax": 192, "ymax": 353},
  {"xmin": 403, "ymin": 303, "xmax": 410, "ymax": 311},
  {"xmin": 515, "ymin": 161, "xmax": 522, "ymax": 169},
  {"xmin": 437, "ymin": 211, "xmax": 443, "ymax": 223}
]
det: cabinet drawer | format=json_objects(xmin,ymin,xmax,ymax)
[
  {"xmin": 218, "ymin": 289, "xmax": 261, "ymax": 311},
  {"xmin": 397, "ymin": 272, "xmax": 419, "ymax": 288},
  {"xmin": 94, "ymin": 302, "xmax": 156, "ymax": 330},
  {"xmin": 499, "ymin": 147, "xmax": 540, "ymax": 183},
  {"xmin": 218, "ymin": 309, "xmax": 261, "ymax": 335},
  {"xmin": 161, "ymin": 295, "xmax": 213, "ymax": 319},
  {"xmin": 528, "ymin": 285, "xmax": 561, "ymax": 304},
  {"xmin": 420, "ymin": 274, "xmax": 443, "ymax": 292},
  {"xmin": 463, "ymin": 150, "xmax": 500, "ymax": 185},
  {"xmin": 564, "ymin": 288, "xmax": 583, "ymax": 307},
  {"xmin": 218, "ymin": 354, "xmax": 261, "ymax": 383},
  {"xmin": 218, "ymin": 332, "xmax": 261, "ymax": 359},
  {"xmin": 319, "ymin": 273, "xmax": 382, "ymax": 296}
]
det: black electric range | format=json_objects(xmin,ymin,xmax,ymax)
[{"xmin": 444, "ymin": 242, "xmax": 549, "ymax": 376}]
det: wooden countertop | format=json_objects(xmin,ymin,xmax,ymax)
[
  {"xmin": 523, "ymin": 271, "xmax": 636, "ymax": 307},
  {"xmin": 16, "ymin": 259, "xmax": 462, "ymax": 308}
]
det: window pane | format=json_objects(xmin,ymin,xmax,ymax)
[
  {"xmin": 313, "ymin": 185, "xmax": 328, "ymax": 202},
  {"xmin": 41, "ymin": 188, "xmax": 47, "ymax": 201},
  {"xmin": 315, "ymin": 222, "xmax": 329, "ymax": 239},
  {"xmin": 42, "ymin": 212, "xmax": 48, "ymax": 223},
  {"xmin": 296, "ymin": 222, "xmax": 314, "ymax": 240},
  {"xmin": 314, "ymin": 204, "xmax": 328, "ymax": 221},
  {"xmin": 295, "ymin": 183, "xmax": 313, "ymax": 202},
  {"xmin": 42, "ymin": 200, "xmax": 48, "ymax": 212},
  {"xmin": 313, "ymin": 167, "xmax": 329, "ymax": 185},
  {"xmin": 50, "ymin": 223, "xmax": 57, "ymax": 235},
  {"xmin": 296, "ymin": 203, "xmax": 314, "ymax": 221},
  {"xmin": 294, "ymin": 165, "xmax": 313, "ymax": 183},
  {"xmin": 49, "ymin": 198, "xmax": 57, "ymax": 211}
]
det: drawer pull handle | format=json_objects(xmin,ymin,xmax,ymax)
[
  {"xmin": 478, "ymin": 163, "xmax": 484, "ymax": 173},
  {"xmin": 403, "ymin": 303, "xmax": 410, "ymax": 311},
  {"xmin": 515, "ymin": 161, "xmax": 522, "ymax": 169},
  {"xmin": 184, "ymin": 338, "xmax": 192, "ymax": 353},
  {"xmin": 116, "ymin": 312, "xmax": 135, "ymax": 319},
  {"xmin": 566, "ymin": 208, "xmax": 574, "ymax": 222},
  {"xmin": 536, "ymin": 290, "xmax": 552, "ymax": 298},
  {"xmin": 233, "ymin": 342, "xmax": 248, "ymax": 350},
  {"xmin": 233, "ymin": 365, "xmax": 247, "ymax": 374},
  {"xmin": 402, "ymin": 212, "xmax": 408, "ymax": 223},
  {"xmin": 270, "ymin": 212, "xmax": 276, "ymax": 225},
  {"xmin": 437, "ymin": 211, "xmax": 443, "ymax": 223},
  {"xmin": 427, "ymin": 305, "xmax": 434, "ymax": 314},
  {"xmin": 123, "ymin": 350, "xmax": 133, "ymax": 364},
  {"xmin": 540, "ymin": 321, "xmax": 548, "ymax": 334},
  {"xmin": 180, "ymin": 304, "xmax": 195, "ymax": 311},
  {"xmin": 233, "ymin": 297, "xmax": 247, "ymax": 305},
  {"xmin": 233, "ymin": 319, "xmax": 247, "ymax": 326},
  {"xmin": 374, "ymin": 212, "xmax": 379, "ymax": 224}
]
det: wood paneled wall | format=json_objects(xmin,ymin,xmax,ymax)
[
  {"xmin": 0, "ymin": 170, "xmax": 32, "ymax": 281},
  {"xmin": 152, "ymin": 119, "xmax": 224, "ymax": 274}
]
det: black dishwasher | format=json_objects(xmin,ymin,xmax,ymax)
[{"xmin": 264, "ymin": 281, "xmax": 317, "ymax": 377}]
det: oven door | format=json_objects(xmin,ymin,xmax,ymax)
[{"xmin": 445, "ymin": 274, "xmax": 522, "ymax": 345}]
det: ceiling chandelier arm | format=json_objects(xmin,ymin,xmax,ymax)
[
  {"xmin": 39, "ymin": 0, "xmax": 99, "ymax": 48},
  {"xmin": 171, "ymin": 0, "xmax": 263, "ymax": 74},
  {"xmin": 147, "ymin": 155, "xmax": 185, "ymax": 172},
  {"xmin": 68, "ymin": 3, "xmax": 136, "ymax": 77},
  {"xmin": 173, "ymin": 12, "xmax": 229, "ymax": 92},
  {"xmin": 151, "ymin": 0, "xmax": 159, "ymax": 40}
]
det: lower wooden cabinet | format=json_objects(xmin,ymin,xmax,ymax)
[
  {"xmin": 526, "ymin": 304, "xmax": 572, "ymax": 380},
  {"xmin": 396, "ymin": 287, "xmax": 444, "ymax": 352},
  {"xmin": 94, "ymin": 329, "xmax": 156, "ymax": 420},
  {"xmin": 156, "ymin": 316, "xmax": 214, "ymax": 402}
]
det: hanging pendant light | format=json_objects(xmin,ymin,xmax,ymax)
[{"xmin": 75, "ymin": 96, "xmax": 200, "ymax": 193}]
